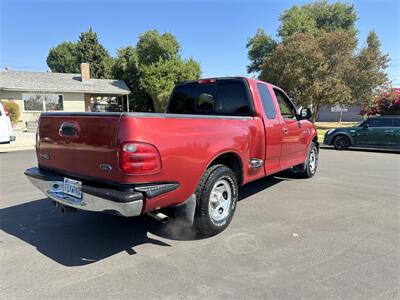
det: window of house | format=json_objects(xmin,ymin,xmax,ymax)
[{"xmin": 23, "ymin": 94, "xmax": 63, "ymax": 111}]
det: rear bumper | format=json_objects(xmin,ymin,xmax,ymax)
[{"xmin": 24, "ymin": 167, "xmax": 143, "ymax": 217}]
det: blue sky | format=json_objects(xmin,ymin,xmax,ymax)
[{"xmin": 1, "ymin": 0, "xmax": 399, "ymax": 85}]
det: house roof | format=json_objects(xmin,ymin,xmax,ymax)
[{"xmin": 0, "ymin": 71, "xmax": 130, "ymax": 95}]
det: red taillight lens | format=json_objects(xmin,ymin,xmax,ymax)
[{"xmin": 119, "ymin": 142, "xmax": 161, "ymax": 174}]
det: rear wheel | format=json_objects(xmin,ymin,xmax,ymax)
[
  {"xmin": 194, "ymin": 164, "xmax": 238, "ymax": 237},
  {"xmin": 333, "ymin": 135, "xmax": 350, "ymax": 150}
]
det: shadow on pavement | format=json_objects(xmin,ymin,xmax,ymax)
[
  {"xmin": 0, "ymin": 174, "xmax": 292, "ymax": 266},
  {"xmin": 321, "ymin": 145, "xmax": 399, "ymax": 154},
  {"xmin": 0, "ymin": 199, "xmax": 170, "ymax": 267}
]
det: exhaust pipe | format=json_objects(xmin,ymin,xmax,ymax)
[{"xmin": 147, "ymin": 211, "xmax": 169, "ymax": 223}]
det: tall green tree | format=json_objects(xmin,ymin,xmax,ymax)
[
  {"xmin": 47, "ymin": 42, "xmax": 79, "ymax": 73},
  {"xmin": 247, "ymin": 0, "xmax": 389, "ymax": 120},
  {"xmin": 136, "ymin": 30, "xmax": 180, "ymax": 65},
  {"xmin": 112, "ymin": 30, "xmax": 201, "ymax": 112},
  {"xmin": 47, "ymin": 28, "xmax": 112, "ymax": 79},
  {"xmin": 112, "ymin": 46, "xmax": 153, "ymax": 111},
  {"xmin": 246, "ymin": 29, "xmax": 277, "ymax": 73},
  {"xmin": 141, "ymin": 58, "xmax": 201, "ymax": 112},
  {"xmin": 347, "ymin": 31, "xmax": 390, "ymax": 108},
  {"xmin": 76, "ymin": 28, "xmax": 113, "ymax": 79},
  {"xmin": 278, "ymin": 0, "xmax": 357, "ymax": 39},
  {"xmin": 260, "ymin": 30, "xmax": 356, "ymax": 121}
]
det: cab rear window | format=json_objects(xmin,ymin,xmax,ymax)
[{"xmin": 168, "ymin": 79, "xmax": 252, "ymax": 116}]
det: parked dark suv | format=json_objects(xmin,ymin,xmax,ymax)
[{"xmin": 324, "ymin": 116, "xmax": 400, "ymax": 150}]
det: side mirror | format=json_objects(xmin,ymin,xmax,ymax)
[{"xmin": 298, "ymin": 107, "xmax": 312, "ymax": 120}]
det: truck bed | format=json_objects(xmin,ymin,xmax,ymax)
[{"xmin": 37, "ymin": 112, "xmax": 266, "ymax": 212}]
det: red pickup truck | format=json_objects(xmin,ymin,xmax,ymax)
[{"xmin": 25, "ymin": 77, "xmax": 318, "ymax": 236}]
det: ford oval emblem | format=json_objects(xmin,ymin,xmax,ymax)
[{"xmin": 99, "ymin": 164, "xmax": 112, "ymax": 171}]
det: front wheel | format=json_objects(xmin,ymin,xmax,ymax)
[
  {"xmin": 333, "ymin": 135, "xmax": 350, "ymax": 150},
  {"xmin": 194, "ymin": 164, "xmax": 238, "ymax": 237},
  {"xmin": 297, "ymin": 142, "xmax": 319, "ymax": 178}
]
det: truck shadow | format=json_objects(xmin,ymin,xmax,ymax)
[
  {"xmin": 0, "ymin": 199, "xmax": 169, "ymax": 267},
  {"xmin": 0, "ymin": 173, "xmax": 295, "ymax": 267}
]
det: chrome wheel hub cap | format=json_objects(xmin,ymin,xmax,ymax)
[
  {"xmin": 209, "ymin": 179, "xmax": 232, "ymax": 222},
  {"xmin": 309, "ymin": 148, "xmax": 317, "ymax": 173}
]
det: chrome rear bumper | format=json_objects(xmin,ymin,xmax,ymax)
[{"xmin": 24, "ymin": 168, "xmax": 143, "ymax": 217}]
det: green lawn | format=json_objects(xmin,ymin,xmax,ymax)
[{"xmin": 315, "ymin": 122, "xmax": 358, "ymax": 142}]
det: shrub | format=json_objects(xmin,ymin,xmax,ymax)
[
  {"xmin": 1, "ymin": 100, "xmax": 21, "ymax": 125},
  {"xmin": 360, "ymin": 89, "xmax": 400, "ymax": 116}
]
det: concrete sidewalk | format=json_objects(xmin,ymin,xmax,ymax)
[{"xmin": 0, "ymin": 130, "xmax": 35, "ymax": 152}]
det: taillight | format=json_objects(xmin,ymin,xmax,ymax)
[{"xmin": 119, "ymin": 142, "xmax": 161, "ymax": 174}]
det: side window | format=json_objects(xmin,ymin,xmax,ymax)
[
  {"xmin": 393, "ymin": 119, "xmax": 400, "ymax": 127},
  {"xmin": 257, "ymin": 83, "xmax": 276, "ymax": 119},
  {"xmin": 196, "ymin": 85, "xmax": 217, "ymax": 113},
  {"xmin": 368, "ymin": 118, "xmax": 393, "ymax": 127},
  {"xmin": 168, "ymin": 84, "xmax": 196, "ymax": 114},
  {"xmin": 274, "ymin": 89, "xmax": 296, "ymax": 119}
]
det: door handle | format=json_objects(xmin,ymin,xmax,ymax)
[{"xmin": 283, "ymin": 128, "xmax": 289, "ymax": 134}]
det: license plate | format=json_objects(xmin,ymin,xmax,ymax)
[{"xmin": 63, "ymin": 178, "xmax": 82, "ymax": 199}]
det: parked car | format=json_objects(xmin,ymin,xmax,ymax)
[
  {"xmin": 324, "ymin": 116, "xmax": 400, "ymax": 150},
  {"xmin": 25, "ymin": 77, "xmax": 318, "ymax": 236},
  {"xmin": 0, "ymin": 102, "xmax": 15, "ymax": 144}
]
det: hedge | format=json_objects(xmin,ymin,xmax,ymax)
[{"xmin": 1, "ymin": 100, "xmax": 20, "ymax": 125}]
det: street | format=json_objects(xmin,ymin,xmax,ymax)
[{"xmin": 0, "ymin": 149, "xmax": 399, "ymax": 299}]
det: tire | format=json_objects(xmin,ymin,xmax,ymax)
[
  {"xmin": 194, "ymin": 164, "xmax": 238, "ymax": 237},
  {"xmin": 333, "ymin": 135, "xmax": 351, "ymax": 150},
  {"xmin": 297, "ymin": 142, "xmax": 319, "ymax": 178}
]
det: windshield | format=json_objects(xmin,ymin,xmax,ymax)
[{"xmin": 356, "ymin": 120, "xmax": 366, "ymax": 127}]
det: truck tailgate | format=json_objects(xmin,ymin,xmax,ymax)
[{"xmin": 37, "ymin": 113, "xmax": 123, "ymax": 183}]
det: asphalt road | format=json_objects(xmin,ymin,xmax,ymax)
[{"xmin": 1, "ymin": 149, "xmax": 399, "ymax": 299}]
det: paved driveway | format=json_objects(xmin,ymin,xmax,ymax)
[{"xmin": 0, "ymin": 149, "xmax": 399, "ymax": 299}]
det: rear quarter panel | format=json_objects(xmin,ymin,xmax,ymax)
[{"xmin": 118, "ymin": 114, "xmax": 265, "ymax": 212}]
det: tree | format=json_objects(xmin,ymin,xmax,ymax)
[
  {"xmin": 137, "ymin": 30, "xmax": 180, "ymax": 65},
  {"xmin": 76, "ymin": 28, "xmax": 113, "ymax": 79},
  {"xmin": 260, "ymin": 30, "xmax": 356, "ymax": 121},
  {"xmin": 278, "ymin": 0, "xmax": 357, "ymax": 39},
  {"xmin": 247, "ymin": 0, "xmax": 358, "ymax": 74},
  {"xmin": 112, "ymin": 30, "xmax": 201, "ymax": 112},
  {"xmin": 247, "ymin": 1, "xmax": 389, "ymax": 120},
  {"xmin": 47, "ymin": 42, "xmax": 79, "ymax": 73},
  {"xmin": 141, "ymin": 58, "xmax": 201, "ymax": 112},
  {"xmin": 112, "ymin": 46, "xmax": 153, "ymax": 111},
  {"xmin": 47, "ymin": 29, "xmax": 112, "ymax": 78},
  {"xmin": 348, "ymin": 31, "xmax": 390, "ymax": 108},
  {"xmin": 246, "ymin": 29, "xmax": 277, "ymax": 73}
]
